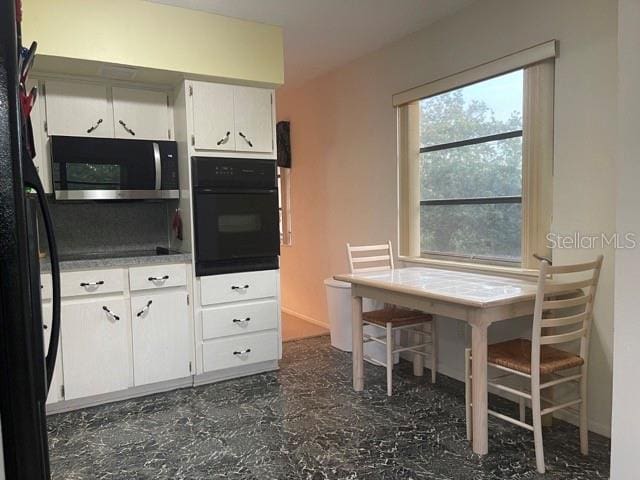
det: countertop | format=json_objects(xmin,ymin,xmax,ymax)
[{"xmin": 40, "ymin": 251, "xmax": 192, "ymax": 273}]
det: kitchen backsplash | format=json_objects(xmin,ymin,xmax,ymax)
[{"xmin": 41, "ymin": 200, "xmax": 172, "ymax": 256}]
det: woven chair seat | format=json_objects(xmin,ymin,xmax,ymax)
[
  {"xmin": 363, "ymin": 307, "xmax": 432, "ymax": 327},
  {"xmin": 488, "ymin": 338, "xmax": 584, "ymax": 376}
]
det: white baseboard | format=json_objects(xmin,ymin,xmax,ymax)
[
  {"xmin": 281, "ymin": 306, "xmax": 329, "ymax": 329},
  {"xmin": 194, "ymin": 360, "xmax": 279, "ymax": 386}
]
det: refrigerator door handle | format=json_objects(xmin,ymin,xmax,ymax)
[{"xmin": 22, "ymin": 155, "xmax": 61, "ymax": 390}]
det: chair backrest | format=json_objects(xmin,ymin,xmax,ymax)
[
  {"xmin": 346, "ymin": 241, "xmax": 394, "ymax": 274},
  {"xmin": 531, "ymin": 255, "xmax": 603, "ymax": 377}
]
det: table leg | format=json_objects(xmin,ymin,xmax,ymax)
[
  {"xmin": 471, "ymin": 322, "xmax": 489, "ymax": 455},
  {"xmin": 352, "ymin": 295, "xmax": 364, "ymax": 391}
]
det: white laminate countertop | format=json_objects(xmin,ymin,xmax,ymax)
[{"xmin": 334, "ymin": 267, "xmax": 539, "ymax": 308}]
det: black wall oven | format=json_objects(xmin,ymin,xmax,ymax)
[{"xmin": 192, "ymin": 157, "xmax": 280, "ymax": 276}]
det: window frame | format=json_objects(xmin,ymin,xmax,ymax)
[{"xmin": 396, "ymin": 42, "xmax": 556, "ymax": 273}]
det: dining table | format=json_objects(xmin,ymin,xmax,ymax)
[{"xmin": 334, "ymin": 266, "xmax": 540, "ymax": 456}]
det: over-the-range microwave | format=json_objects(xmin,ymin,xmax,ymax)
[{"xmin": 50, "ymin": 136, "xmax": 179, "ymax": 200}]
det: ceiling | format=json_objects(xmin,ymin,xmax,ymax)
[{"xmin": 148, "ymin": 0, "xmax": 475, "ymax": 87}]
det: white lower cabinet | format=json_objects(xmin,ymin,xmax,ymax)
[
  {"xmin": 131, "ymin": 291, "xmax": 191, "ymax": 386},
  {"xmin": 202, "ymin": 330, "xmax": 279, "ymax": 372},
  {"xmin": 61, "ymin": 298, "xmax": 132, "ymax": 400}
]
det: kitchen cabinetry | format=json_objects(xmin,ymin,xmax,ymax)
[
  {"xmin": 43, "ymin": 79, "xmax": 171, "ymax": 140},
  {"xmin": 26, "ymin": 79, "xmax": 51, "ymax": 193},
  {"xmin": 189, "ymin": 81, "xmax": 274, "ymax": 154},
  {"xmin": 44, "ymin": 80, "xmax": 114, "ymax": 138},
  {"xmin": 60, "ymin": 297, "xmax": 132, "ymax": 400},
  {"xmin": 131, "ymin": 291, "xmax": 191, "ymax": 386},
  {"xmin": 112, "ymin": 87, "xmax": 171, "ymax": 140},
  {"xmin": 198, "ymin": 269, "xmax": 281, "ymax": 374},
  {"xmin": 44, "ymin": 263, "xmax": 193, "ymax": 410}
]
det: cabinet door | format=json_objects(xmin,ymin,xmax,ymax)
[
  {"xmin": 234, "ymin": 86, "xmax": 273, "ymax": 153},
  {"xmin": 61, "ymin": 298, "xmax": 132, "ymax": 400},
  {"xmin": 44, "ymin": 80, "xmax": 114, "ymax": 138},
  {"xmin": 112, "ymin": 87, "xmax": 170, "ymax": 141},
  {"xmin": 41, "ymin": 302, "xmax": 63, "ymax": 404},
  {"xmin": 131, "ymin": 291, "xmax": 191, "ymax": 386},
  {"xmin": 191, "ymin": 82, "xmax": 235, "ymax": 150}
]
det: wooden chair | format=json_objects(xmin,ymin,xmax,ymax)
[
  {"xmin": 346, "ymin": 241, "xmax": 437, "ymax": 396},
  {"xmin": 464, "ymin": 255, "xmax": 603, "ymax": 473}
]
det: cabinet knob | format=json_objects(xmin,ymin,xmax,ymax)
[
  {"xmin": 148, "ymin": 275, "xmax": 169, "ymax": 282},
  {"xmin": 118, "ymin": 120, "xmax": 136, "ymax": 136},
  {"xmin": 232, "ymin": 317, "xmax": 251, "ymax": 324},
  {"xmin": 233, "ymin": 349, "xmax": 251, "ymax": 356},
  {"xmin": 80, "ymin": 280, "xmax": 104, "ymax": 288},
  {"xmin": 238, "ymin": 131, "xmax": 253, "ymax": 147},
  {"xmin": 231, "ymin": 284, "xmax": 250, "ymax": 291},
  {"xmin": 216, "ymin": 131, "xmax": 231, "ymax": 146},
  {"xmin": 102, "ymin": 305, "xmax": 120, "ymax": 321},
  {"xmin": 136, "ymin": 300, "xmax": 153, "ymax": 317},
  {"xmin": 86, "ymin": 118, "xmax": 103, "ymax": 134}
]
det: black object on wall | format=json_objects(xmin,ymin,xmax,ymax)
[{"xmin": 276, "ymin": 121, "xmax": 291, "ymax": 168}]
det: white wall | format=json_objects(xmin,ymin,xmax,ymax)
[
  {"xmin": 610, "ymin": 0, "xmax": 640, "ymax": 477},
  {"xmin": 277, "ymin": 0, "xmax": 617, "ymax": 436}
]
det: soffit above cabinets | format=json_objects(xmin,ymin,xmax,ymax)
[{"xmin": 21, "ymin": 0, "xmax": 284, "ymax": 87}]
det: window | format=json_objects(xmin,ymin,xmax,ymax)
[
  {"xmin": 396, "ymin": 41, "xmax": 556, "ymax": 270},
  {"xmin": 419, "ymin": 71, "xmax": 523, "ymax": 263},
  {"xmin": 277, "ymin": 167, "xmax": 292, "ymax": 245}
]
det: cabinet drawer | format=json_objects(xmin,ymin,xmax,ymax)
[
  {"xmin": 202, "ymin": 299, "xmax": 278, "ymax": 340},
  {"xmin": 41, "ymin": 274, "xmax": 52, "ymax": 301},
  {"xmin": 61, "ymin": 269, "xmax": 126, "ymax": 298},
  {"xmin": 129, "ymin": 264, "xmax": 187, "ymax": 291},
  {"xmin": 202, "ymin": 330, "xmax": 279, "ymax": 372},
  {"xmin": 200, "ymin": 270, "xmax": 277, "ymax": 306}
]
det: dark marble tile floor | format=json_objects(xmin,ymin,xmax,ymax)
[{"xmin": 47, "ymin": 336, "xmax": 610, "ymax": 479}]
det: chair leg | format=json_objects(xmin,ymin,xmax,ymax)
[
  {"xmin": 531, "ymin": 383, "xmax": 546, "ymax": 474},
  {"xmin": 430, "ymin": 319, "xmax": 437, "ymax": 384},
  {"xmin": 519, "ymin": 377, "xmax": 526, "ymax": 423},
  {"xmin": 412, "ymin": 327, "xmax": 424, "ymax": 377},
  {"xmin": 386, "ymin": 322, "xmax": 393, "ymax": 396},
  {"xmin": 464, "ymin": 348, "xmax": 472, "ymax": 442},
  {"xmin": 579, "ymin": 367, "xmax": 589, "ymax": 455}
]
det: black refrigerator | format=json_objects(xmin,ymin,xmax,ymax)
[{"xmin": 0, "ymin": 0, "xmax": 61, "ymax": 478}]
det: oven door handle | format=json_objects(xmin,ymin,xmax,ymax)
[{"xmin": 153, "ymin": 142, "xmax": 161, "ymax": 190}]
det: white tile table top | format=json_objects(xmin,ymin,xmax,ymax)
[{"xmin": 334, "ymin": 267, "xmax": 539, "ymax": 308}]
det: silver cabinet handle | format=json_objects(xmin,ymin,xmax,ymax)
[
  {"xmin": 102, "ymin": 306, "xmax": 120, "ymax": 321},
  {"xmin": 231, "ymin": 284, "xmax": 249, "ymax": 290},
  {"xmin": 86, "ymin": 118, "xmax": 103, "ymax": 134},
  {"xmin": 233, "ymin": 317, "xmax": 251, "ymax": 324},
  {"xmin": 233, "ymin": 349, "xmax": 251, "ymax": 356},
  {"xmin": 136, "ymin": 300, "xmax": 152, "ymax": 317},
  {"xmin": 216, "ymin": 131, "xmax": 231, "ymax": 146},
  {"xmin": 238, "ymin": 131, "xmax": 253, "ymax": 147},
  {"xmin": 148, "ymin": 275, "xmax": 169, "ymax": 282},
  {"xmin": 80, "ymin": 280, "xmax": 104, "ymax": 287},
  {"xmin": 118, "ymin": 120, "xmax": 136, "ymax": 136}
]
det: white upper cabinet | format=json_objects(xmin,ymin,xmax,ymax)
[
  {"xmin": 44, "ymin": 80, "xmax": 114, "ymax": 138},
  {"xmin": 189, "ymin": 81, "xmax": 274, "ymax": 154},
  {"xmin": 112, "ymin": 87, "xmax": 170, "ymax": 141},
  {"xmin": 234, "ymin": 86, "xmax": 273, "ymax": 153},
  {"xmin": 191, "ymin": 82, "xmax": 235, "ymax": 151}
]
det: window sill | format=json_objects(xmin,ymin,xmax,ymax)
[{"xmin": 398, "ymin": 255, "xmax": 540, "ymax": 279}]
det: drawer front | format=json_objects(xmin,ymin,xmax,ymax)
[
  {"xmin": 200, "ymin": 270, "xmax": 278, "ymax": 306},
  {"xmin": 202, "ymin": 330, "xmax": 279, "ymax": 372},
  {"xmin": 129, "ymin": 264, "xmax": 187, "ymax": 291},
  {"xmin": 41, "ymin": 274, "xmax": 52, "ymax": 301},
  {"xmin": 61, "ymin": 268, "xmax": 126, "ymax": 298},
  {"xmin": 202, "ymin": 299, "xmax": 279, "ymax": 340}
]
